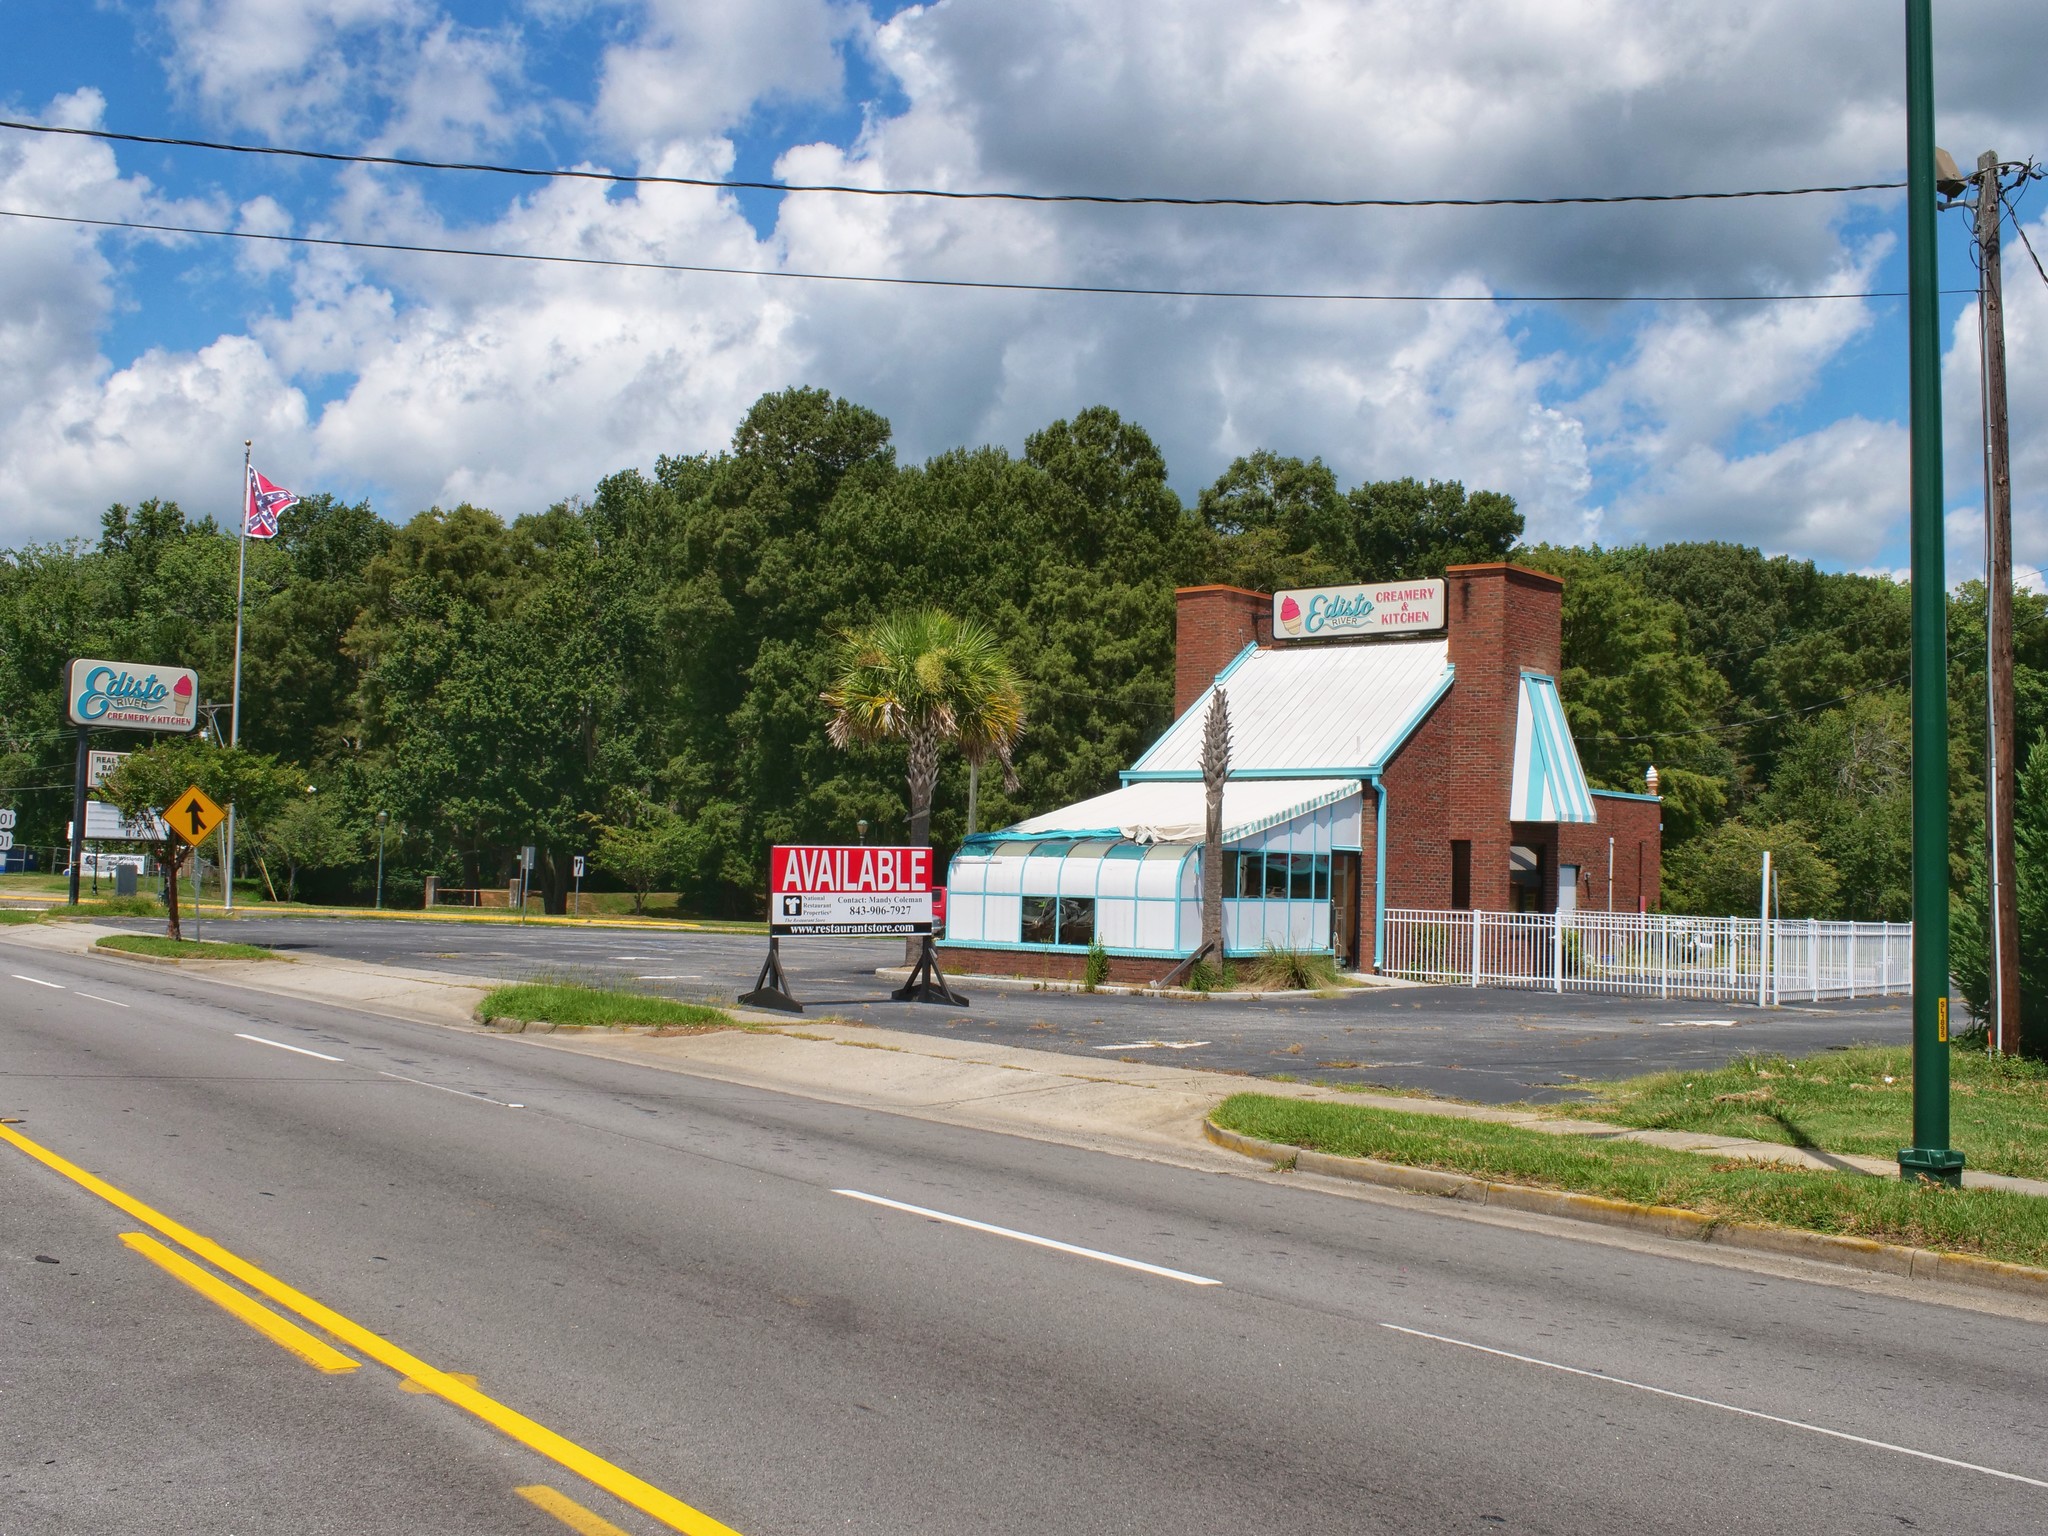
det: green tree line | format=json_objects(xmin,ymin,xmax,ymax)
[{"xmin": 0, "ymin": 386, "xmax": 2035, "ymax": 931}]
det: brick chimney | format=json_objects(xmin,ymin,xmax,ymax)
[
  {"xmin": 1174, "ymin": 585, "xmax": 1269, "ymax": 715},
  {"xmin": 1439, "ymin": 562, "xmax": 1565, "ymax": 909}
]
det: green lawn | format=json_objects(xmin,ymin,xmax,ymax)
[
  {"xmin": 1213, "ymin": 1092, "xmax": 2048, "ymax": 1270},
  {"xmin": 0, "ymin": 909, "xmax": 44, "ymax": 926},
  {"xmin": 1552, "ymin": 1045, "xmax": 2048, "ymax": 1181},
  {"xmin": 479, "ymin": 982, "xmax": 732, "ymax": 1032},
  {"xmin": 97, "ymin": 933, "xmax": 276, "ymax": 961}
]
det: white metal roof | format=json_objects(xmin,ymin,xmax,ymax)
[
  {"xmin": 1006, "ymin": 778, "xmax": 1362, "ymax": 844},
  {"xmin": 1126, "ymin": 638, "xmax": 1452, "ymax": 779}
]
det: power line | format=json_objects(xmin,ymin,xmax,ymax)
[
  {"xmin": 0, "ymin": 208, "xmax": 1933, "ymax": 305},
  {"xmin": 0, "ymin": 119, "xmax": 1910, "ymax": 210}
]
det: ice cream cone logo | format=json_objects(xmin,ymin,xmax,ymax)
[
  {"xmin": 1278, "ymin": 593, "xmax": 1304, "ymax": 635},
  {"xmin": 171, "ymin": 673, "xmax": 194, "ymax": 721}
]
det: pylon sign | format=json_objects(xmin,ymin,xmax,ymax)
[{"xmin": 164, "ymin": 785, "xmax": 225, "ymax": 847}]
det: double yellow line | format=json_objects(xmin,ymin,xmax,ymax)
[{"xmin": 0, "ymin": 1122, "xmax": 743, "ymax": 1536}]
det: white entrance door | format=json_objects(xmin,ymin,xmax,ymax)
[{"xmin": 1557, "ymin": 865, "xmax": 1579, "ymax": 913}]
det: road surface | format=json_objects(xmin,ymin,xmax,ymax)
[
  {"xmin": 3, "ymin": 940, "xmax": 2042, "ymax": 1534},
  {"xmin": 103, "ymin": 912, "xmax": 1915, "ymax": 1102}
]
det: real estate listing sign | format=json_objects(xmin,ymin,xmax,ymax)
[
  {"xmin": 1273, "ymin": 579, "xmax": 1446, "ymax": 638},
  {"xmin": 770, "ymin": 844, "xmax": 934, "ymax": 936},
  {"xmin": 64, "ymin": 659, "xmax": 200, "ymax": 732}
]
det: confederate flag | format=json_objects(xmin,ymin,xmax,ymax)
[{"xmin": 245, "ymin": 465, "xmax": 299, "ymax": 540}]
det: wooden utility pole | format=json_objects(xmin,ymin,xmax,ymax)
[{"xmin": 1976, "ymin": 150, "xmax": 2021, "ymax": 1056}]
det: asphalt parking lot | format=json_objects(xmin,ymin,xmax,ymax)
[{"xmin": 107, "ymin": 914, "xmax": 1917, "ymax": 1103}]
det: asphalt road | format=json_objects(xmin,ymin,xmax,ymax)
[
  {"xmin": 120, "ymin": 914, "xmax": 1915, "ymax": 1102},
  {"xmin": 5, "ymin": 941, "xmax": 2046, "ymax": 1534}
]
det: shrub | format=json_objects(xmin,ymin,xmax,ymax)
[
  {"xmin": 1245, "ymin": 945, "xmax": 1342, "ymax": 991},
  {"xmin": 1084, "ymin": 941, "xmax": 1110, "ymax": 991}
]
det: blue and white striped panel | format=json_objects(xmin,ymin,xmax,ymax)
[{"xmin": 1512, "ymin": 673, "xmax": 1598, "ymax": 824}]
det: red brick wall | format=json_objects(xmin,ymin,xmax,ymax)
[
  {"xmin": 1174, "ymin": 586, "xmax": 1270, "ymax": 716},
  {"xmin": 937, "ymin": 945, "xmax": 1191, "ymax": 986},
  {"xmin": 1560, "ymin": 795, "xmax": 1663, "ymax": 912},
  {"xmin": 1435, "ymin": 563, "xmax": 1566, "ymax": 913}
]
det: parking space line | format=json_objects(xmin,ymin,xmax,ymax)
[
  {"xmin": 0, "ymin": 1122, "xmax": 744, "ymax": 1536},
  {"xmin": 236, "ymin": 1033, "xmax": 344, "ymax": 1062},
  {"xmin": 74, "ymin": 992, "xmax": 131, "ymax": 1008},
  {"xmin": 1380, "ymin": 1323, "xmax": 2048, "ymax": 1489},
  {"xmin": 834, "ymin": 1188, "xmax": 1221, "ymax": 1286},
  {"xmin": 120, "ymin": 1231, "xmax": 360, "ymax": 1373},
  {"xmin": 517, "ymin": 1484, "xmax": 637, "ymax": 1535},
  {"xmin": 11, "ymin": 973, "xmax": 63, "ymax": 989}
]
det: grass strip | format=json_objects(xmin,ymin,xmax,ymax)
[
  {"xmin": 1553, "ymin": 1045, "xmax": 2048, "ymax": 1182},
  {"xmin": 0, "ymin": 909, "xmax": 44, "ymax": 926},
  {"xmin": 1213, "ymin": 1092, "xmax": 2048, "ymax": 1270},
  {"xmin": 97, "ymin": 934, "xmax": 275, "ymax": 961},
  {"xmin": 53, "ymin": 896, "xmax": 169, "ymax": 919},
  {"xmin": 480, "ymin": 982, "xmax": 731, "ymax": 1032}
]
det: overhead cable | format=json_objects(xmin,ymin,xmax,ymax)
[
  {"xmin": 0, "ymin": 119, "xmax": 1909, "ymax": 210},
  {"xmin": 0, "ymin": 208, "xmax": 1933, "ymax": 305}
]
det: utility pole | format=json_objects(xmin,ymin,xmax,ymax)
[
  {"xmin": 1974, "ymin": 149, "xmax": 2022, "ymax": 1057},
  {"xmin": 1899, "ymin": 0, "xmax": 1963, "ymax": 1185}
]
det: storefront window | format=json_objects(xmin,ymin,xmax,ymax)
[
  {"xmin": 1021, "ymin": 895, "xmax": 1096, "ymax": 945},
  {"xmin": 1290, "ymin": 852, "xmax": 1316, "ymax": 900},
  {"xmin": 1264, "ymin": 855, "xmax": 1291, "ymax": 899}
]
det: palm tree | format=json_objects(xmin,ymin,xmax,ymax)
[
  {"xmin": 822, "ymin": 609, "xmax": 1026, "ymax": 854},
  {"xmin": 1201, "ymin": 690, "xmax": 1231, "ymax": 963}
]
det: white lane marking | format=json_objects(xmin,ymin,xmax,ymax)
[
  {"xmin": 376, "ymin": 1069, "xmax": 522, "ymax": 1108},
  {"xmin": 834, "ymin": 1189, "xmax": 1220, "ymax": 1286},
  {"xmin": 1657, "ymin": 1019, "xmax": 1738, "ymax": 1028},
  {"xmin": 74, "ymin": 992, "xmax": 131, "ymax": 1008},
  {"xmin": 1092, "ymin": 1040, "xmax": 1211, "ymax": 1051},
  {"xmin": 11, "ymin": 974, "xmax": 63, "ymax": 990},
  {"xmin": 636, "ymin": 974, "xmax": 702, "ymax": 981},
  {"xmin": 235, "ymin": 1033, "xmax": 344, "ymax": 1062},
  {"xmin": 1381, "ymin": 1324, "xmax": 2048, "ymax": 1490}
]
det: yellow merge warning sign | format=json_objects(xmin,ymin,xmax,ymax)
[{"xmin": 164, "ymin": 784, "xmax": 225, "ymax": 846}]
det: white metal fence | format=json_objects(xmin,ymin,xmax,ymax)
[{"xmin": 1380, "ymin": 908, "xmax": 1912, "ymax": 1003}]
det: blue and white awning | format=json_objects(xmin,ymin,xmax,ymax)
[{"xmin": 1511, "ymin": 672, "xmax": 1597, "ymax": 823}]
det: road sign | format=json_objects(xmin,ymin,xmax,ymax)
[
  {"xmin": 522, "ymin": 844, "xmax": 538, "ymax": 871},
  {"xmin": 0, "ymin": 832, "xmax": 12, "ymax": 853},
  {"xmin": 769, "ymin": 845, "xmax": 934, "ymax": 936},
  {"xmin": 0, "ymin": 807, "xmax": 15, "ymax": 830},
  {"xmin": 164, "ymin": 784, "xmax": 225, "ymax": 847},
  {"xmin": 572, "ymin": 855, "xmax": 585, "ymax": 879},
  {"xmin": 87, "ymin": 751, "xmax": 128, "ymax": 789}
]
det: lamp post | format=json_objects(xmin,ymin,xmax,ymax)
[
  {"xmin": 375, "ymin": 811, "xmax": 389, "ymax": 911},
  {"xmin": 857, "ymin": 819, "xmax": 868, "ymax": 846},
  {"xmin": 1899, "ymin": 0, "xmax": 1963, "ymax": 1185}
]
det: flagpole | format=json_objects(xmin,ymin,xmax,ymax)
[{"xmin": 223, "ymin": 439, "xmax": 251, "ymax": 913}]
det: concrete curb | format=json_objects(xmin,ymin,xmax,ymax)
[{"xmin": 1202, "ymin": 1119, "xmax": 2048, "ymax": 1302}]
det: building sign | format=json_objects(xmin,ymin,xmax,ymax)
[
  {"xmin": 72, "ymin": 802, "xmax": 168, "ymax": 842},
  {"xmin": 64, "ymin": 659, "xmax": 200, "ymax": 733},
  {"xmin": 87, "ymin": 751, "xmax": 128, "ymax": 788},
  {"xmin": 769, "ymin": 844, "xmax": 934, "ymax": 935},
  {"xmin": 1273, "ymin": 579, "xmax": 1446, "ymax": 638}
]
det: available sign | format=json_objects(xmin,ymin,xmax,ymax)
[
  {"xmin": 65, "ymin": 658, "xmax": 200, "ymax": 733},
  {"xmin": 1273, "ymin": 579, "xmax": 1446, "ymax": 638},
  {"xmin": 770, "ymin": 844, "xmax": 933, "ymax": 935}
]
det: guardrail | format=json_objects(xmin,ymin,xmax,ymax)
[{"xmin": 1381, "ymin": 908, "xmax": 1912, "ymax": 1003}]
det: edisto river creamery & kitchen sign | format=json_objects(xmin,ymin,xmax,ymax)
[
  {"xmin": 1272, "ymin": 579, "xmax": 1446, "ymax": 638},
  {"xmin": 770, "ymin": 844, "xmax": 934, "ymax": 935}
]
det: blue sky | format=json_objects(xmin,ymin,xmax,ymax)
[{"xmin": 3, "ymin": 0, "xmax": 2044, "ymax": 582}]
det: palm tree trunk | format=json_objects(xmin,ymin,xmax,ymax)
[
  {"xmin": 163, "ymin": 843, "xmax": 185, "ymax": 941},
  {"xmin": 906, "ymin": 725, "xmax": 940, "ymax": 963}
]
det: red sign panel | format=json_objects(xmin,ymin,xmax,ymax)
[{"xmin": 770, "ymin": 845, "xmax": 934, "ymax": 935}]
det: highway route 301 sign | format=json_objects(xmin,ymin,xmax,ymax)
[
  {"xmin": 164, "ymin": 784, "xmax": 225, "ymax": 847},
  {"xmin": 770, "ymin": 845, "xmax": 933, "ymax": 935}
]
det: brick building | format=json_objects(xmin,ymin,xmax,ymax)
[{"xmin": 940, "ymin": 563, "xmax": 1661, "ymax": 981}]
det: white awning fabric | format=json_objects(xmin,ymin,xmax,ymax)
[
  {"xmin": 1511, "ymin": 673, "xmax": 1597, "ymax": 823},
  {"xmin": 1007, "ymin": 778, "xmax": 1362, "ymax": 844}
]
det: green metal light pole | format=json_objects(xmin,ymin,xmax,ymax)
[{"xmin": 1900, "ymin": 0, "xmax": 1964, "ymax": 1186}]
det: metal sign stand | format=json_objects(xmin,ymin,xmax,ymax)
[
  {"xmin": 739, "ymin": 937, "xmax": 803, "ymax": 1013},
  {"xmin": 892, "ymin": 935, "xmax": 967, "ymax": 1007}
]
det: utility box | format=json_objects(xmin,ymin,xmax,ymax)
[{"xmin": 115, "ymin": 865, "xmax": 138, "ymax": 898}]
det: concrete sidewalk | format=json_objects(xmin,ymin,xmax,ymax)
[{"xmin": 8, "ymin": 917, "xmax": 2041, "ymax": 1196}]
